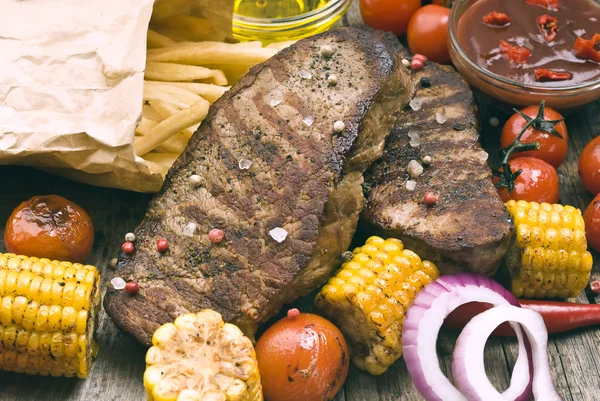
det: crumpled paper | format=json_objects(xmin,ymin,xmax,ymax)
[{"xmin": 0, "ymin": 0, "xmax": 234, "ymax": 193}]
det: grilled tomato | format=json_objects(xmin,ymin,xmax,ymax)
[
  {"xmin": 579, "ymin": 136, "xmax": 600, "ymax": 195},
  {"xmin": 584, "ymin": 194, "xmax": 600, "ymax": 252},
  {"xmin": 501, "ymin": 105, "xmax": 568, "ymax": 168},
  {"xmin": 4, "ymin": 195, "xmax": 94, "ymax": 263},
  {"xmin": 496, "ymin": 157, "xmax": 560, "ymax": 204},
  {"xmin": 255, "ymin": 310, "xmax": 349, "ymax": 401}
]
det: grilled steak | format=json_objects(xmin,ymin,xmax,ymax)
[
  {"xmin": 104, "ymin": 27, "xmax": 413, "ymax": 346},
  {"xmin": 362, "ymin": 62, "xmax": 512, "ymax": 275}
]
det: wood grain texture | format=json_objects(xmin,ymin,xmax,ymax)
[{"xmin": 1, "ymin": 1, "xmax": 599, "ymax": 400}]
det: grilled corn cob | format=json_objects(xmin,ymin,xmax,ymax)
[
  {"xmin": 505, "ymin": 200, "xmax": 593, "ymax": 299},
  {"xmin": 315, "ymin": 236, "xmax": 439, "ymax": 375},
  {"xmin": 144, "ymin": 310, "xmax": 263, "ymax": 401},
  {"xmin": 0, "ymin": 253, "xmax": 101, "ymax": 378}
]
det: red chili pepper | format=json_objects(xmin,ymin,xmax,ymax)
[
  {"xmin": 483, "ymin": 11, "xmax": 511, "ymax": 27},
  {"xmin": 537, "ymin": 14, "xmax": 558, "ymax": 42},
  {"xmin": 534, "ymin": 68, "xmax": 573, "ymax": 82},
  {"xmin": 573, "ymin": 34, "xmax": 600, "ymax": 62},
  {"xmin": 500, "ymin": 40, "xmax": 532, "ymax": 64},
  {"xmin": 445, "ymin": 300, "xmax": 600, "ymax": 336},
  {"xmin": 526, "ymin": 0, "xmax": 560, "ymax": 11}
]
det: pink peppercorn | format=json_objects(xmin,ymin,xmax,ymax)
[
  {"xmin": 156, "ymin": 238, "xmax": 169, "ymax": 253},
  {"xmin": 125, "ymin": 281, "xmax": 139, "ymax": 294},
  {"xmin": 122, "ymin": 241, "xmax": 134, "ymax": 254},
  {"xmin": 287, "ymin": 308, "xmax": 300, "ymax": 319},
  {"xmin": 413, "ymin": 54, "xmax": 427, "ymax": 62},
  {"xmin": 424, "ymin": 192, "xmax": 437, "ymax": 206},
  {"xmin": 412, "ymin": 59, "xmax": 425, "ymax": 71},
  {"xmin": 208, "ymin": 228, "xmax": 224, "ymax": 243},
  {"xmin": 591, "ymin": 281, "xmax": 600, "ymax": 295}
]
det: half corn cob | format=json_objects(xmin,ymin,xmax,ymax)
[
  {"xmin": 505, "ymin": 200, "xmax": 593, "ymax": 299},
  {"xmin": 0, "ymin": 253, "xmax": 101, "ymax": 378},
  {"xmin": 144, "ymin": 310, "xmax": 263, "ymax": 401},
  {"xmin": 315, "ymin": 236, "xmax": 439, "ymax": 375}
]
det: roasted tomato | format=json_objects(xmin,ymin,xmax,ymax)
[
  {"xmin": 483, "ymin": 11, "xmax": 511, "ymax": 27},
  {"xmin": 407, "ymin": 5, "xmax": 451, "ymax": 64},
  {"xmin": 500, "ymin": 105, "xmax": 568, "ymax": 168},
  {"xmin": 584, "ymin": 194, "xmax": 600, "ymax": 252},
  {"xmin": 496, "ymin": 157, "xmax": 560, "ymax": 204},
  {"xmin": 579, "ymin": 136, "xmax": 600, "ymax": 195},
  {"xmin": 360, "ymin": 0, "xmax": 421, "ymax": 36},
  {"xmin": 255, "ymin": 310, "xmax": 349, "ymax": 401},
  {"xmin": 4, "ymin": 195, "xmax": 94, "ymax": 262}
]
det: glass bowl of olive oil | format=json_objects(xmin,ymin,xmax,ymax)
[{"xmin": 233, "ymin": 0, "xmax": 352, "ymax": 43}]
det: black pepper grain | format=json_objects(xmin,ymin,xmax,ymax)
[{"xmin": 420, "ymin": 77, "xmax": 431, "ymax": 88}]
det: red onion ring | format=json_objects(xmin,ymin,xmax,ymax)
[
  {"xmin": 453, "ymin": 305, "xmax": 562, "ymax": 401},
  {"xmin": 402, "ymin": 273, "xmax": 533, "ymax": 401}
]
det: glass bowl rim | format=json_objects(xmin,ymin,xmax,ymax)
[
  {"xmin": 233, "ymin": 0, "xmax": 352, "ymax": 27},
  {"xmin": 448, "ymin": 0, "xmax": 600, "ymax": 94}
]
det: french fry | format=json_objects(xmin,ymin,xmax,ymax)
[
  {"xmin": 148, "ymin": 100, "xmax": 196, "ymax": 138},
  {"xmin": 146, "ymin": 45, "xmax": 278, "ymax": 65},
  {"xmin": 150, "ymin": 82, "xmax": 228, "ymax": 104},
  {"xmin": 152, "ymin": 15, "xmax": 214, "ymax": 41},
  {"xmin": 136, "ymin": 117, "xmax": 159, "ymax": 137},
  {"xmin": 155, "ymin": 133, "xmax": 188, "ymax": 154},
  {"xmin": 143, "ymin": 152, "xmax": 180, "ymax": 172},
  {"xmin": 266, "ymin": 40, "xmax": 297, "ymax": 50},
  {"xmin": 135, "ymin": 99, "xmax": 209, "ymax": 156},
  {"xmin": 142, "ymin": 104, "xmax": 164, "ymax": 121},
  {"xmin": 145, "ymin": 62, "xmax": 228, "ymax": 85},
  {"xmin": 143, "ymin": 81, "xmax": 202, "ymax": 109},
  {"xmin": 147, "ymin": 29, "xmax": 178, "ymax": 48}
]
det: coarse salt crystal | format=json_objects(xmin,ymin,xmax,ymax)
[
  {"xmin": 476, "ymin": 151, "xmax": 489, "ymax": 162},
  {"xmin": 269, "ymin": 98, "xmax": 282, "ymax": 107},
  {"xmin": 410, "ymin": 97, "xmax": 423, "ymax": 111},
  {"xmin": 183, "ymin": 222, "xmax": 197, "ymax": 237},
  {"xmin": 406, "ymin": 180, "xmax": 417, "ymax": 191},
  {"xmin": 239, "ymin": 159, "xmax": 253, "ymax": 170},
  {"xmin": 574, "ymin": 28, "xmax": 586, "ymax": 36},
  {"xmin": 303, "ymin": 116, "xmax": 315, "ymax": 127},
  {"xmin": 408, "ymin": 160, "xmax": 424, "ymax": 178},
  {"xmin": 408, "ymin": 130, "xmax": 420, "ymax": 148},
  {"xmin": 300, "ymin": 70, "xmax": 312, "ymax": 79},
  {"xmin": 435, "ymin": 109, "xmax": 447, "ymax": 124},
  {"xmin": 269, "ymin": 227, "xmax": 288, "ymax": 243},
  {"xmin": 111, "ymin": 277, "xmax": 126, "ymax": 290}
]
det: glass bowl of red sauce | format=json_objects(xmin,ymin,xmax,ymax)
[{"xmin": 448, "ymin": 0, "xmax": 600, "ymax": 110}]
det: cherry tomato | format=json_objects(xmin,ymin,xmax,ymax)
[
  {"xmin": 584, "ymin": 194, "xmax": 600, "ymax": 252},
  {"xmin": 500, "ymin": 105, "xmax": 568, "ymax": 168},
  {"xmin": 407, "ymin": 5, "xmax": 451, "ymax": 64},
  {"xmin": 579, "ymin": 136, "xmax": 600, "ymax": 195},
  {"xmin": 360, "ymin": 0, "xmax": 421, "ymax": 36},
  {"xmin": 496, "ymin": 157, "xmax": 560, "ymax": 204},
  {"xmin": 256, "ymin": 311, "xmax": 349, "ymax": 401},
  {"xmin": 4, "ymin": 195, "xmax": 94, "ymax": 263}
]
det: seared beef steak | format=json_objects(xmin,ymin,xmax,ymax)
[
  {"xmin": 363, "ymin": 62, "xmax": 512, "ymax": 275},
  {"xmin": 105, "ymin": 28, "xmax": 413, "ymax": 346}
]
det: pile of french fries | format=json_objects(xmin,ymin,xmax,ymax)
[{"xmin": 137, "ymin": 13, "xmax": 294, "ymax": 177}]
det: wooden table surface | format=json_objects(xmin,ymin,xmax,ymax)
[{"xmin": 1, "ymin": 1, "xmax": 600, "ymax": 400}]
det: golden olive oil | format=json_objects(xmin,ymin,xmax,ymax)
[
  {"xmin": 234, "ymin": 0, "xmax": 330, "ymax": 20},
  {"xmin": 233, "ymin": 0, "xmax": 350, "ymax": 43}
]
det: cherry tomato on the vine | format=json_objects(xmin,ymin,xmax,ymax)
[
  {"xmin": 500, "ymin": 105, "xmax": 568, "ymax": 168},
  {"xmin": 360, "ymin": 0, "xmax": 422, "ymax": 36},
  {"xmin": 496, "ymin": 157, "xmax": 560, "ymax": 204},
  {"xmin": 579, "ymin": 136, "xmax": 600, "ymax": 195},
  {"xmin": 407, "ymin": 5, "xmax": 451, "ymax": 64},
  {"xmin": 584, "ymin": 194, "xmax": 600, "ymax": 252}
]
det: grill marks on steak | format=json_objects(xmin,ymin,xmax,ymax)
[
  {"xmin": 363, "ymin": 62, "xmax": 513, "ymax": 275},
  {"xmin": 104, "ymin": 28, "xmax": 413, "ymax": 346}
]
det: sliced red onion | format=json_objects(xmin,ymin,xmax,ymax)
[
  {"xmin": 402, "ymin": 273, "xmax": 532, "ymax": 401},
  {"xmin": 453, "ymin": 305, "xmax": 562, "ymax": 401}
]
